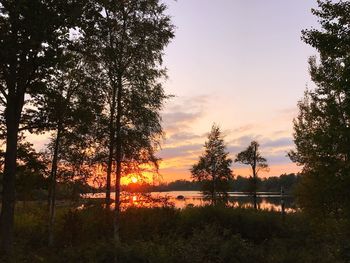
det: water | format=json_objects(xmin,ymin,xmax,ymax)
[{"xmin": 82, "ymin": 191, "xmax": 296, "ymax": 212}]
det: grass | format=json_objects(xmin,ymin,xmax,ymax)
[{"xmin": 1, "ymin": 202, "xmax": 349, "ymax": 262}]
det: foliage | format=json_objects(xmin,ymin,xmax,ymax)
[
  {"xmin": 289, "ymin": 0, "xmax": 350, "ymax": 218},
  {"xmin": 191, "ymin": 125, "xmax": 233, "ymax": 204},
  {"xmin": 0, "ymin": 0, "xmax": 84, "ymax": 253},
  {"xmin": 0, "ymin": 0, "xmax": 175, "ymax": 249},
  {"xmin": 15, "ymin": 142, "xmax": 48, "ymax": 203},
  {"xmin": 4, "ymin": 205, "xmax": 350, "ymax": 263},
  {"xmin": 42, "ymin": 50, "xmax": 103, "ymax": 184},
  {"xmin": 78, "ymin": 0, "xmax": 175, "ymax": 212},
  {"xmin": 0, "ymin": 139, "xmax": 48, "ymax": 202},
  {"xmin": 235, "ymin": 141, "xmax": 269, "ymax": 209},
  {"xmin": 235, "ymin": 141, "xmax": 269, "ymax": 173}
]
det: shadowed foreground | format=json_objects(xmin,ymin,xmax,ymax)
[{"xmin": 1, "ymin": 204, "xmax": 349, "ymax": 263}]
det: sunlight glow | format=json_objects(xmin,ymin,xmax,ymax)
[{"xmin": 131, "ymin": 177, "xmax": 138, "ymax": 183}]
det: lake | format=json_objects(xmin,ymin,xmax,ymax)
[{"xmin": 83, "ymin": 191, "xmax": 296, "ymax": 212}]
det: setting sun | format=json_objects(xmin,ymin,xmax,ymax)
[{"xmin": 131, "ymin": 177, "xmax": 138, "ymax": 183}]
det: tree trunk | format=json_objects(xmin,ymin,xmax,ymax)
[
  {"xmin": 113, "ymin": 2, "xmax": 127, "ymax": 249},
  {"xmin": 0, "ymin": 100, "xmax": 21, "ymax": 256},
  {"xmin": 212, "ymin": 174, "xmax": 216, "ymax": 205},
  {"xmin": 106, "ymin": 86, "xmax": 117, "ymax": 209},
  {"xmin": 48, "ymin": 124, "xmax": 62, "ymax": 247},
  {"xmin": 114, "ymin": 77, "xmax": 123, "ymax": 245},
  {"xmin": 253, "ymin": 184, "xmax": 257, "ymax": 210},
  {"xmin": 253, "ymin": 144, "xmax": 257, "ymax": 210}
]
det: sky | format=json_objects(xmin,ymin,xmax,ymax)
[
  {"xmin": 157, "ymin": 0, "xmax": 321, "ymax": 182},
  {"xmin": 27, "ymin": 0, "xmax": 322, "ymax": 183}
]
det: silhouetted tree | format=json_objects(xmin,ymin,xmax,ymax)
[
  {"xmin": 81, "ymin": 0, "xmax": 174, "ymax": 243},
  {"xmin": 15, "ymin": 141, "xmax": 48, "ymax": 207},
  {"xmin": 42, "ymin": 52, "xmax": 102, "ymax": 246},
  {"xmin": 235, "ymin": 141, "xmax": 269, "ymax": 210},
  {"xmin": 0, "ymin": 138, "xmax": 48, "ymax": 207},
  {"xmin": 191, "ymin": 125, "xmax": 233, "ymax": 205},
  {"xmin": 0, "ymin": 0, "xmax": 82, "ymax": 254},
  {"xmin": 21, "ymin": 46, "xmax": 103, "ymax": 245},
  {"xmin": 289, "ymin": 0, "xmax": 350, "ymax": 218}
]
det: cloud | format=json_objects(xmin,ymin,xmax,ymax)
[
  {"xmin": 231, "ymin": 124, "xmax": 256, "ymax": 134},
  {"xmin": 162, "ymin": 95, "xmax": 209, "ymax": 133},
  {"xmin": 159, "ymin": 143, "xmax": 203, "ymax": 159},
  {"xmin": 157, "ymin": 97, "xmax": 300, "ymax": 181},
  {"xmin": 164, "ymin": 131, "xmax": 206, "ymax": 145},
  {"xmin": 264, "ymin": 152, "xmax": 291, "ymax": 165},
  {"xmin": 227, "ymin": 134, "xmax": 261, "ymax": 154},
  {"xmin": 157, "ymin": 140, "xmax": 298, "ymax": 181},
  {"xmin": 261, "ymin": 137, "xmax": 293, "ymax": 148},
  {"xmin": 163, "ymin": 112, "xmax": 201, "ymax": 125}
]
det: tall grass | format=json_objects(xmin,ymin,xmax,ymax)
[{"xmin": 4, "ymin": 204, "xmax": 349, "ymax": 262}]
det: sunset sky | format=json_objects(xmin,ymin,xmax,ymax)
[
  {"xmin": 157, "ymin": 0, "xmax": 320, "ymax": 182},
  {"xmin": 27, "ymin": 1, "xmax": 321, "ymax": 183}
]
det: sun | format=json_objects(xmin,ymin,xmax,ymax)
[{"xmin": 131, "ymin": 177, "xmax": 138, "ymax": 183}]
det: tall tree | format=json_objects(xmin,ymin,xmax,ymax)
[
  {"xmin": 0, "ymin": 0, "xmax": 81, "ymax": 254},
  {"xmin": 235, "ymin": 141, "xmax": 269, "ymax": 210},
  {"xmin": 289, "ymin": 0, "xmax": 350, "ymax": 218},
  {"xmin": 191, "ymin": 125, "xmax": 233, "ymax": 205},
  {"xmin": 34, "ymin": 51, "xmax": 103, "ymax": 246},
  {"xmin": 81, "ymin": 0, "xmax": 174, "ymax": 242}
]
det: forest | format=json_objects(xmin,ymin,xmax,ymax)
[{"xmin": 1, "ymin": 0, "xmax": 350, "ymax": 262}]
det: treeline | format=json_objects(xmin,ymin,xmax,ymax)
[
  {"xmin": 124, "ymin": 173, "xmax": 299, "ymax": 194},
  {"xmin": 232, "ymin": 173, "xmax": 299, "ymax": 194}
]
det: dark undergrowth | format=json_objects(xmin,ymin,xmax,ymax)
[{"xmin": 2, "ymin": 204, "xmax": 350, "ymax": 262}]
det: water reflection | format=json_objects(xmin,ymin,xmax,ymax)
[{"xmin": 83, "ymin": 191, "xmax": 296, "ymax": 212}]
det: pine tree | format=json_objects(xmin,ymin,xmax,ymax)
[{"xmin": 191, "ymin": 125, "xmax": 233, "ymax": 205}]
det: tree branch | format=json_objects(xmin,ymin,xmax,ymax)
[
  {"xmin": 18, "ymin": 123, "xmax": 51, "ymax": 132},
  {"xmin": 0, "ymin": 84, "xmax": 8, "ymax": 101},
  {"xmin": 0, "ymin": 94, "xmax": 7, "ymax": 106}
]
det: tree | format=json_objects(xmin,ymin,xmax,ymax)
[
  {"xmin": 235, "ymin": 141, "xmax": 269, "ymax": 210},
  {"xmin": 81, "ymin": 0, "xmax": 174, "ymax": 242},
  {"xmin": 289, "ymin": 0, "xmax": 350, "ymax": 218},
  {"xmin": 191, "ymin": 125, "xmax": 233, "ymax": 205},
  {"xmin": 18, "ymin": 44, "xmax": 103, "ymax": 245},
  {"xmin": 0, "ymin": 138, "xmax": 48, "ymax": 207},
  {"xmin": 15, "ymin": 141, "xmax": 48, "ymax": 207},
  {"xmin": 27, "ymin": 49, "xmax": 104, "ymax": 246},
  {"xmin": 0, "ymin": 0, "xmax": 82, "ymax": 254}
]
